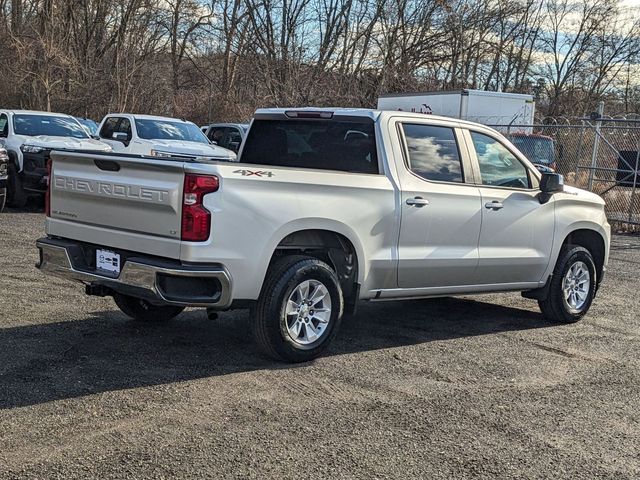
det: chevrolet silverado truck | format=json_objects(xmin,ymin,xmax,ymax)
[
  {"xmin": 0, "ymin": 110, "xmax": 112, "ymax": 207},
  {"xmin": 36, "ymin": 108, "xmax": 611, "ymax": 362}
]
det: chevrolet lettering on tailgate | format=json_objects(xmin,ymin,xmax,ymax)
[{"xmin": 54, "ymin": 175, "xmax": 169, "ymax": 203}]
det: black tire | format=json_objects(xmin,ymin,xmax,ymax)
[
  {"xmin": 252, "ymin": 255, "xmax": 344, "ymax": 363},
  {"xmin": 7, "ymin": 163, "xmax": 27, "ymax": 208},
  {"xmin": 538, "ymin": 245, "xmax": 597, "ymax": 324},
  {"xmin": 113, "ymin": 293, "xmax": 185, "ymax": 322}
]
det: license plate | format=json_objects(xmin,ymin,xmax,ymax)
[{"xmin": 96, "ymin": 249, "xmax": 121, "ymax": 275}]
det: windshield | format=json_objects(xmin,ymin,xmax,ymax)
[
  {"xmin": 76, "ymin": 118, "xmax": 99, "ymax": 136},
  {"xmin": 135, "ymin": 119, "xmax": 209, "ymax": 144},
  {"xmin": 510, "ymin": 136, "xmax": 555, "ymax": 164},
  {"xmin": 13, "ymin": 114, "xmax": 89, "ymax": 138}
]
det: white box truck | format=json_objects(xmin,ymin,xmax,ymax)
[{"xmin": 377, "ymin": 89, "xmax": 535, "ymax": 130}]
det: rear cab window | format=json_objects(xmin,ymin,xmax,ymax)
[{"xmin": 240, "ymin": 117, "xmax": 379, "ymax": 174}]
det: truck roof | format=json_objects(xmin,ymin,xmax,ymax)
[
  {"xmin": 255, "ymin": 107, "xmax": 382, "ymax": 121},
  {"xmin": 254, "ymin": 107, "xmax": 500, "ymax": 131},
  {"xmin": 105, "ymin": 113, "xmax": 196, "ymax": 124}
]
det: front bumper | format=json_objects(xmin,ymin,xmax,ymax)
[{"xmin": 36, "ymin": 237, "xmax": 232, "ymax": 308}]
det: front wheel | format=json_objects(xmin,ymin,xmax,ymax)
[
  {"xmin": 113, "ymin": 293, "xmax": 185, "ymax": 322},
  {"xmin": 538, "ymin": 246, "xmax": 597, "ymax": 323},
  {"xmin": 252, "ymin": 255, "xmax": 344, "ymax": 363}
]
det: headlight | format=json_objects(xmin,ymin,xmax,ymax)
[
  {"xmin": 150, "ymin": 149, "xmax": 181, "ymax": 158},
  {"xmin": 151, "ymin": 150, "xmax": 197, "ymax": 160},
  {"xmin": 21, "ymin": 145, "xmax": 46, "ymax": 154}
]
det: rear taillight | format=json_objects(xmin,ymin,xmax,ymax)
[
  {"xmin": 45, "ymin": 159, "xmax": 52, "ymax": 217},
  {"xmin": 181, "ymin": 174, "xmax": 219, "ymax": 242}
]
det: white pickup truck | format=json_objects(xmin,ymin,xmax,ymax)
[
  {"xmin": 0, "ymin": 110, "xmax": 112, "ymax": 207},
  {"xmin": 37, "ymin": 108, "xmax": 610, "ymax": 362},
  {"xmin": 97, "ymin": 113, "xmax": 237, "ymax": 162}
]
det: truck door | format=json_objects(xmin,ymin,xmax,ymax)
[
  {"xmin": 393, "ymin": 120, "xmax": 483, "ymax": 288},
  {"xmin": 465, "ymin": 130, "xmax": 555, "ymax": 285}
]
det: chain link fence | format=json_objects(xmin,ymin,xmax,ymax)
[{"xmin": 491, "ymin": 119, "xmax": 640, "ymax": 230}]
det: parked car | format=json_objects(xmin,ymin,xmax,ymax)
[
  {"xmin": 0, "ymin": 110, "xmax": 112, "ymax": 208},
  {"xmin": 75, "ymin": 117, "xmax": 100, "ymax": 136},
  {"xmin": 203, "ymin": 123, "xmax": 249, "ymax": 153},
  {"xmin": 0, "ymin": 147, "xmax": 8, "ymax": 212},
  {"xmin": 37, "ymin": 108, "xmax": 610, "ymax": 363},
  {"xmin": 97, "ymin": 114, "xmax": 237, "ymax": 161}
]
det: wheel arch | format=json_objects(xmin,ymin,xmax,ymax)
[
  {"xmin": 561, "ymin": 228, "xmax": 607, "ymax": 284},
  {"xmin": 260, "ymin": 220, "xmax": 366, "ymax": 303}
]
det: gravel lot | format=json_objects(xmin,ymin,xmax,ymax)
[{"xmin": 1, "ymin": 209, "xmax": 639, "ymax": 479}]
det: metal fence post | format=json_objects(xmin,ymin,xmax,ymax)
[
  {"xmin": 588, "ymin": 101, "xmax": 604, "ymax": 190},
  {"xmin": 630, "ymin": 136, "xmax": 640, "ymax": 224}
]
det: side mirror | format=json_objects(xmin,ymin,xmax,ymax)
[
  {"xmin": 112, "ymin": 132, "xmax": 129, "ymax": 143},
  {"xmin": 540, "ymin": 172, "xmax": 564, "ymax": 203}
]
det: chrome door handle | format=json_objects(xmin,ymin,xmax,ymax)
[
  {"xmin": 406, "ymin": 197, "xmax": 430, "ymax": 207},
  {"xmin": 484, "ymin": 201, "xmax": 504, "ymax": 210}
]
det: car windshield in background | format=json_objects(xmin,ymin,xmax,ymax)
[
  {"xmin": 135, "ymin": 119, "xmax": 209, "ymax": 144},
  {"xmin": 13, "ymin": 115, "xmax": 89, "ymax": 138},
  {"xmin": 241, "ymin": 119, "xmax": 378, "ymax": 174},
  {"xmin": 510, "ymin": 136, "xmax": 555, "ymax": 164},
  {"xmin": 76, "ymin": 118, "xmax": 99, "ymax": 136}
]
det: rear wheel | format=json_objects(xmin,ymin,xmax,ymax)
[
  {"xmin": 113, "ymin": 293, "xmax": 185, "ymax": 322},
  {"xmin": 7, "ymin": 163, "xmax": 27, "ymax": 208},
  {"xmin": 252, "ymin": 255, "xmax": 343, "ymax": 363},
  {"xmin": 538, "ymin": 246, "xmax": 596, "ymax": 323}
]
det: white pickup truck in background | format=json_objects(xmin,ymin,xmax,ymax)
[
  {"xmin": 37, "ymin": 108, "xmax": 610, "ymax": 362},
  {"xmin": 0, "ymin": 110, "xmax": 112, "ymax": 207},
  {"xmin": 97, "ymin": 113, "xmax": 237, "ymax": 162}
]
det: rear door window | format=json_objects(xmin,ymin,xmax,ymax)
[
  {"xmin": 400, "ymin": 123, "xmax": 464, "ymax": 183},
  {"xmin": 241, "ymin": 119, "xmax": 379, "ymax": 174}
]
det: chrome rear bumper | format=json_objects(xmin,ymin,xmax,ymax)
[{"xmin": 36, "ymin": 237, "xmax": 232, "ymax": 308}]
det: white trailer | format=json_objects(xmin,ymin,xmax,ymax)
[{"xmin": 377, "ymin": 89, "xmax": 535, "ymax": 131}]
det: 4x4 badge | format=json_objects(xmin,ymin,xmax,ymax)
[{"xmin": 233, "ymin": 169, "xmax": 274, "ymax": 177}]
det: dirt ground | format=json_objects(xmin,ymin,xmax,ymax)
[{"xmin": 0, "ymin": 209, "xmax": 638, "ymax": 479}]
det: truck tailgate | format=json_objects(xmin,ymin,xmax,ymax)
[{"xmin": 47, "ymin": 151, "xmax": 185, "ymax": 258}]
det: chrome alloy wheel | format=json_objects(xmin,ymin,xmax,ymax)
[
  {"xmin": 285, "ymin": 279, "xmax": 332, "ymax": 345},
  {"xmin": 562, "ymin": 261, "xmax": 591, "ymax": 312}
]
